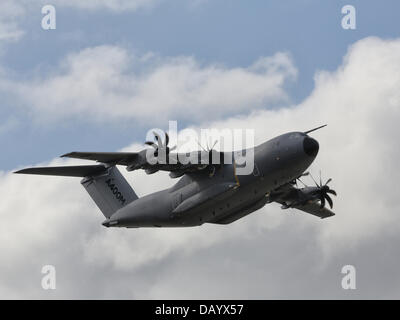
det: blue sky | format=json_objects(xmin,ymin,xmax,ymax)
[{"xmin": 1, "ymin": 0, "xmax": 399, "ymax": 170}]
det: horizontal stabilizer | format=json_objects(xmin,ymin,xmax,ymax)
[{"xmin": 14, "ymin": 165, "xmax": 107, "ymax": 177}]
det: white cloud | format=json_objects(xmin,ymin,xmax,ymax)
[
  {"xmin": 50, "ymin": 0, "xmax": 161, "ymax": 12},
  {"xmin": 0, "ymin": 0, "xmax": 167, "ymax": 44},
  {"xmin": 1, "ymin": 37, "xmax": 400, "ymax": 298},
  {"xmin": 0, "ymin": 0, "xmax": 213, "ymax": 48},
  {"xmin": 201, "ymin": 37, "xmax": 400, "ymax": 255},
  {"xmin": 7, "ymin": 46, "xmax": 296, "ymax": 124},
  {"xmin": 0, "ymin": 1, "xmax": 26, "ymax": 41}
]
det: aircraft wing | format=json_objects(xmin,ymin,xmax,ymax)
[
  {"xmin": 270, "ymin": 183, "xmax": 335, "ymax": 219},
  {"xmin": 290, "ymin": 202, "xmax": 335, "ymax": 219},
  {"xmin": 61, "ymin": 131, "xmax": 239, "ymax": 178},
  {"xmin": 61, "ymin": 152, "xmax": 139, "ymax": 166},
  {"xmin": 61, "ymin": 150, "xmax": 231, "ymax": 178}
]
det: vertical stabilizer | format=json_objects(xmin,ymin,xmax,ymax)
[{"xmin": 81, "ymin": 166, "xmax": 138, "ymax": 218}]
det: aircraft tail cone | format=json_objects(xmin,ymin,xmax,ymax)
[{"xmin": 102, "ymin": 219, "xmax": 119, "ymax": 227}]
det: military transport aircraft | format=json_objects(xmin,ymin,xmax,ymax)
[{"xmin": 15, "ymin": 125, "xmax": 336, "ymax": 228}]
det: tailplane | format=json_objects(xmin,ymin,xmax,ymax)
[{"xmin": 15, "ymin": 165, "xmax": 138, "ymax": 218}]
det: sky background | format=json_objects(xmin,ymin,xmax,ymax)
[
  {"xmin": 1, "ymin": 0, "xmax": 400, "ymax": 299},
  {"xmin": 2, "ymin": 0, "xmax": 399, "ymax": 171}
]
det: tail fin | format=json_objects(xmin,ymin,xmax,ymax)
[
  {"xmin": 15, "ymin": 164, "xmax": 138, "ymax": 218},
  {"xmin": 81, "ymin": 166, "xmax": 138, "ymax": 218}
]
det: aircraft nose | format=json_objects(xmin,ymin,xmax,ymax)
[{"xmin": 303, "ymin": 136, "xmax": 319, "ymax": 157}]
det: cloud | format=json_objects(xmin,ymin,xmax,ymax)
[
  {"xmin": 0, "ymin": 0, "xmax": 210, "ymax": 49},
  {"xmin": 6, "ymin": 46, "xmax": 296, "ymax": 125},
  {"xmin": 1, "ymin": 36, "xmax": 400, "ymax": 298},
  {"xmin": 50, "ymin": 0, "xmax": 161, "ymax": 12},
  {"xmin": 0, "ymin": 1, "xmax": 26, "ymax": 42},
  {"xmin": 0, "ymin": 0, "xmax": 169, "ymax": 44},
  {"xmin": 203, "ymin": 37, "xmax": 400, "ymax": 251}
]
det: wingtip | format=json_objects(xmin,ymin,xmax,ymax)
[
  {"xmin": 321, "ymin": 212, "xmax": 335, "ymax": 219},
  {"xmin": 14, "ymin": 169, "xmax": 29, "ymax": 174}
]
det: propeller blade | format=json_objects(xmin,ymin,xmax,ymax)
[
  {"xmin": 319, "ymin": 196, "xmax": 325, "ymax": 209},
  {"xmin": 309, "ymin": 172, "xmax": 320, "ymax": 188},
  {"xmin": 297, "ymin": 178, "xmax": 307, "ymax": 187},
  {"xmin": 197, "ymin": 140, "xmax": 208, "ymax": 153},
  {"xmin": 325, "ymin": 194, "xmax": 333, "ymax": 209},
  {"xmin": 325, "ymin": 178, "xmax": 332, "ymax": 185},
  {"xmin": 326, "ymin": 189, "xmax": 337, "ymax": 196},
  {"xmin": 319, "ymin": 170, "xmax": 322, "ymax": 188}
]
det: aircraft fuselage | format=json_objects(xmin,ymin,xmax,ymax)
[{"xmin": 105, "ymin": 131, "xmax": 319, "ymax": 228}]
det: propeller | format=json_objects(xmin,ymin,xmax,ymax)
[
  {"xmin": 197, "ymin": 136, "xmax": 220, "ymax": 163},
  {"xmin": 309, "ymin": 171, "xmax": 337, "ymax": 209},
  {"xmin": 197, "ymin": 137, "xmax": 221, "ymax": 176},
  {"xmin": 145, "ymin": 131, "xmax": 176, "ymax": 158}
]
